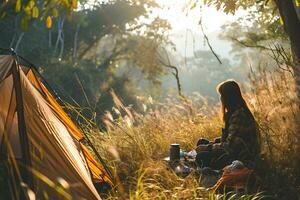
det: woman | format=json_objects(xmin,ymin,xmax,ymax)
[{"xmin": 196, "ymin": 80, "xmax": 260, "ymax": 169}]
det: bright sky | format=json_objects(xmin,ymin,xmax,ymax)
[
  {"xmin": 151, "ymin": 0, "xmax": 248, "ymax": 58},
  {"xmin": 153, "ymin": 0, "xmax": 243, "ymax": 33}
]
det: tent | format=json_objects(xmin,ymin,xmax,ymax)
[{"xmin": 0, "ymin": 53, "xmax": 113, "ymax": 199}]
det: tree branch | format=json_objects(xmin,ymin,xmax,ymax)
[
  {"xmin": 159, "ymin": 60, "xmax": 183, "ymax": 97},
  {"xmin": 156, "ymin": 48, "xmax": 184, "ymax": 98},
  {"xmin": 229, "ymin": 36, "xmax": 275, "ymax": 51},
  {"xmin": 199, "ymin": 20, "xmax": 222, "ymax": 64}
]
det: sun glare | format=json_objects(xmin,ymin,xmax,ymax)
[{"xmin": 154, "ymin": 0, "xmax": 242, "ymax": 33}]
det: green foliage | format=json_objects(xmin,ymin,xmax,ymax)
[
  {"xmin": 0, "ymin": 0, "xmax": 171, "ymax": 127},
  {"xmin": 1, "ymin": 0, "xmax": 75, "ymax": 30},
  {"xmin": 219, "ymin": 0, "xmax": 286, "ymax": 45},
  {"xmin": 0, "ymin": 0, "xmax": 159, "ymax": 30},
  {"xmin": 202, "ymin": 0, "xmax": 255, "ymax": 14},
  {"xmin": 200, "ymin": 0, "xmax": 298, "ymax": 16}
]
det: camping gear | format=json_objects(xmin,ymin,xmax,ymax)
[
  {"xmin": 226, "ymin": 160, "xmax": 244, "ymax": 172},
  {"xmin": 212, "ymin": 160, "xmax": 254, "ymax": 191},
  {"xmin": 170, "ymin": 144, "xmax": 180, "ymax": 161},
  {"xmin": 0, "ymin": 52, "xmax": 112, "ymax": 199},
  {"xmin": 186, "ymin": 149, "xmax": 197, "ymax": 158},
  {"xmin": 164, "ymin": 146, "xmax": 197, "ymax": 177},
  {"xmin": 174, "ymin": 164, "xmax": 194, "ymax": 177}
]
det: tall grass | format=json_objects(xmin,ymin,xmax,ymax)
[
  {"xmin": 247, "ymin": 66, "xmax": 300, "ymax": 191},
  {"xmin": 82, "ymin": 67, "xmax": 300, "ymax": 199},
  {"xmin": 1, "ymin": 67, "xmax": 299, "ymax": 199}
]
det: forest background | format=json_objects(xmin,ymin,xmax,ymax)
[{"xmin": 1, "ymin": 0, "xmax": 300, "ymax": 199}]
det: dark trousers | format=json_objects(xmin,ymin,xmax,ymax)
[{"xmin": 196, "ymin": 138, "xmax": 232, "ymax": 169}]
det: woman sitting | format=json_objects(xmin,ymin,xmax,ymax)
[{"xmin": 196, "ymin": 80, "xmax": 260, "ymax": 170}]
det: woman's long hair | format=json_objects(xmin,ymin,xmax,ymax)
[{"xmin": 217, "ymin": 80, "xmax": 254, "ymax": 122}]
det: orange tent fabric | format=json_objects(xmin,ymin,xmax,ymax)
[
  {"xmin": 21, "ymin": 69, "xmax": 101, "ymax": 199},
  {"xmin": 81, "ymin": 144, "xmax": 113, "ymax": 186},
  {"xmin": 26, "ymin": 69, "xmax": 113, "ymax": 188},
  {"xmin": 25, "ymin": 69, "xmax": 113, "ymax": 186},
  {"xmin": 26, "ymin": 69, "xmax": 84, "ymax": 141},
  {"xmin": 0, "ymin": 56, "xmax": 101, "ymax": 199},
  {"xmin": 0, "ymin": 55, "xmax": 113, "ymax": 199}
]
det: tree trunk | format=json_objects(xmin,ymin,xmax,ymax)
[
  {"xmin": 275, "ymin": 0, "xmax": 300, "ymax": 100},
  {"xmin": 275, "ymin": 0, "xmax": 300, "ymax": 183}
]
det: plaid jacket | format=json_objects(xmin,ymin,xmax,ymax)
[{"xmin": 222, "ymin": 107, "xmax": 260, "ymax": 165}]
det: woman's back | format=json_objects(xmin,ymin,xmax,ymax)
[
  {"xmin": 196, "ymin": 80, "xmax": 260, "ymax": 169},
  {"xmin": 223, "ymin": 106, "xmax": 260, "ymax": 167}
]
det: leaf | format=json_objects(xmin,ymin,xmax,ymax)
[
  {"xmin": 53, "ymin": 8, "xmax": 59, "ymax": 17},
  {"xmin": 15, "ymin": 0, "xmax": 21, "ymax": 13},
  {"xmin": 224, "ymin": 0, "xmax": 236, "ymax": 14},
  {"xmin": 32, "ymin": 7, "xmax": 39, "ymax": 18},
  {"xmin": 71, "ymin": 0, "xmax": 78, "ymax": 9},
  {"xmin": 0, "ymin": 12, "xmax": 6, "ymax": 19},
  {"xmin": 295, "ymin": 0, "xmax": 300, "ymax": 7},
  {"xmin": 62, "ymin": 0, "xmax": 70, "ymax": 8},
  {"xmin": 279, "ymin": 16, "xmax": 284, "ymax": 26},
  {"xmin": 21, "ymin": 17, "xmax": 29, "ymax": 31},
  {"xmin": 24, "ymin": 5, "xmax": 31, "ymax": 16},
  {"xmin": 46, "ymin": 16, "xmax": 52, "ymax": 29},
  {"xmin": 190, "ymin": 1, "xmax": 197, "ymax": 10},
  {"xmin": 265, "ymin": 0, "xmax": 272, "ymax": 5},
  {"xmin": 28, "ymin": 0, "xmax": 35, "ymax": 9}
]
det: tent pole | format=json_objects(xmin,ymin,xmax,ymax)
[
  {"xmin": 7, "ymin": 50, "xmax": 112, "ymax": 185},
  {"xmin": 11, "ymin": 51, "xmax": 33, "ymax": 189},
  {"xmin": 83, "ymin": 134, "xmax": 113, "ymax": 181}
]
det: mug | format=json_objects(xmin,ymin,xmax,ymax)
[{"xmin": 170, "ymin": 144, "xmax": 180, "ymax": 161}]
